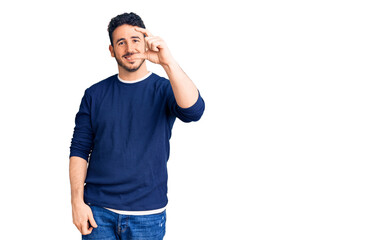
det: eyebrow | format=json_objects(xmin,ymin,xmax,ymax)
[{"xmin": 116, "ymin": 36, "xmax": 141, "ymax": 44}]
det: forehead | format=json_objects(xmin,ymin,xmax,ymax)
[{"xmin": 112, "ymin": 24, "xmax": 143, "ymax": 39}]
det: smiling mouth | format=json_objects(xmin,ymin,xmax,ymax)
[
  {"xmin": 123, "ymin": 54, "xmax": 137, "ymax": 61},
  {"xmin": 124, "ymin": 56, "xmax": 134, "ymax": 61}
]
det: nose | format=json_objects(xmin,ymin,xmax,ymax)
[{"xmin": 125, "ymin": 42, "xmax": 136, "ymax": 53}]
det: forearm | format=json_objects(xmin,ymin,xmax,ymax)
[
  {"xmin": 69, "ymin": 156, "xmax": 88, "ymax": 204},
  {"xmin": 162, "ymin": 60, "xmax": 199, "ymax": 108},
  {"xmin": 132, "ymin": 27, "xmax": 199, "ymax": 108}
]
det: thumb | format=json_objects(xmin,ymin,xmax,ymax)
[{"xmin": 88, "ymin": 213, "xmax": 98, "ymax": 228}]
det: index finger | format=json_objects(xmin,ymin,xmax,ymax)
[{"xmin": 134, "ymin": 27, "xmax": 153, "ymax": 37}]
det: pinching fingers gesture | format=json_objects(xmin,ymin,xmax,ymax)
[{"xmin": 133, "ymin": 27, "xmax": 175, "ymax": 66}]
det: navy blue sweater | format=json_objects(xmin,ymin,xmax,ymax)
[{"xmin": 69, "ymin": 73, "xmax": 205, "ymax": 211}]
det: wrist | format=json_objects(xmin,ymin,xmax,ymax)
[
  {"xmin": 71, "ymin": 199, "xmax": 85, "ymax": 207},
  {"xmin": 162, "ymin": 59, "xmax": 179, "ymax": 73},
  {"xmin": 71, "ymin": 193, "xmax": 84, "ymax": 205}
]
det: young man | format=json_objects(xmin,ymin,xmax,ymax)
[{"xmin": 69, "ymin": 12, "xmax": 205, "ymax": 239}]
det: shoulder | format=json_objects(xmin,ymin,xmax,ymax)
[
  {"xmin": 150, "ymin": 72, "xmax": 168, "ymax": 83},
  {"xmin": 85, "ymin": 74, "xmax": 117, "ymax": 96},
  {"xmin": 149, "ymin": 72, "xmax": 171, "ymax": 91}
]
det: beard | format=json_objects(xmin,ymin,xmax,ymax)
[{"xmin": 114, "ymin": 52, "xmax": 146, "ymax": 72}]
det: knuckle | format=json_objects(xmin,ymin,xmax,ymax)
[{"xmin": 83, "ymin": 230, "xmax": 92, "ymax": 235}]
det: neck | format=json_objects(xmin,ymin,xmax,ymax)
[{"xmin": 118, "ymin": 63, "xmax": 149, "ymax": 81}]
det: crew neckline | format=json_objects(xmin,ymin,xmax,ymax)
[{"xmin": 117, "ymin": 71, "xmax": 152, "ymax": 84}]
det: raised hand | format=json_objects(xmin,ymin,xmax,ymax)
[{"xmin": 133, "ymin": 27, "xmax": 175, "ymax": 66}]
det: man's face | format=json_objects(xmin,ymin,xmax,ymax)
[{"xmin": 109, "ymin": 24, "xmax": 146, "ymax": 72}]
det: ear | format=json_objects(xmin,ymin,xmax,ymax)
[{"xmin": 109, "ymin": 44, "xmax": 115, "ymax": 57}]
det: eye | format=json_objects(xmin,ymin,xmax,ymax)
[
  {"xmin": 133, "ymin": 39, "xmax": 140, "ymax": 43},
  {"xmin": 118, "ymin": 41, "xmax": 125, "ymax": 46}
]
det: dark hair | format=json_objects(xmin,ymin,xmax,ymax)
[{"xmin": 108, "ymin": 12, "xmax": 146, "ymax": 46}]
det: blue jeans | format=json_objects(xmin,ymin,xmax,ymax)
[{"xmin": 82, "ymin": 205, "xmax": 166, "ymax": 240}]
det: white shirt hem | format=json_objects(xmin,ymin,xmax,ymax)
[{"xmin": 104, "ymin": 205, "xmax": 167, "ymax": 215}]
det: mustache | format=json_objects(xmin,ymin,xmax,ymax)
[{"xmin": 123, "ymin": 52, "xmax": 137, "ymax": 58}]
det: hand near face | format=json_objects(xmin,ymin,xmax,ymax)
[{"xmin": 133, "ymin": 27, "xmax": 175, "ymax": 66}]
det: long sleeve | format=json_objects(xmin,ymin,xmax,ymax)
[
  {"xmin": 71, "ymin": 73, "xmax": 205, "ymax": 211},
  {"xmin": 166, "ymin": 85, "xmax": 205, "ymax": 123},
  {"xmin": 69, "ymin": 89, "xmax": 94, "ymax": 161}
]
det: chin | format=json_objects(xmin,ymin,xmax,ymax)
[{"xmin": 121, "ymin": 59, "xmax": 145, "ymax": 72}]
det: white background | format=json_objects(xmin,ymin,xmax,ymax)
[{"xmin": 1, "ymin": 0, "xmax": 375, "ymax": 239}]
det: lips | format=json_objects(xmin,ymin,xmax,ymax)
[{"xmin": 123, "ymin": 54, "xmax": 135, "ymax": 61}]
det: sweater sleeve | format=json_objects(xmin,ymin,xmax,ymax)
[
  {"xmin": 166, "ymin": 84, "xmax": 205, "ymax": 123},
  {"xmin": 69, "ymin": 89, "xmax": 94, "ymax": 161}
]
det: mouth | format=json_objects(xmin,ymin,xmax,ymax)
[{"xmin": 123, "ymin": 54, "xmax": 136, "ymax": 62}]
